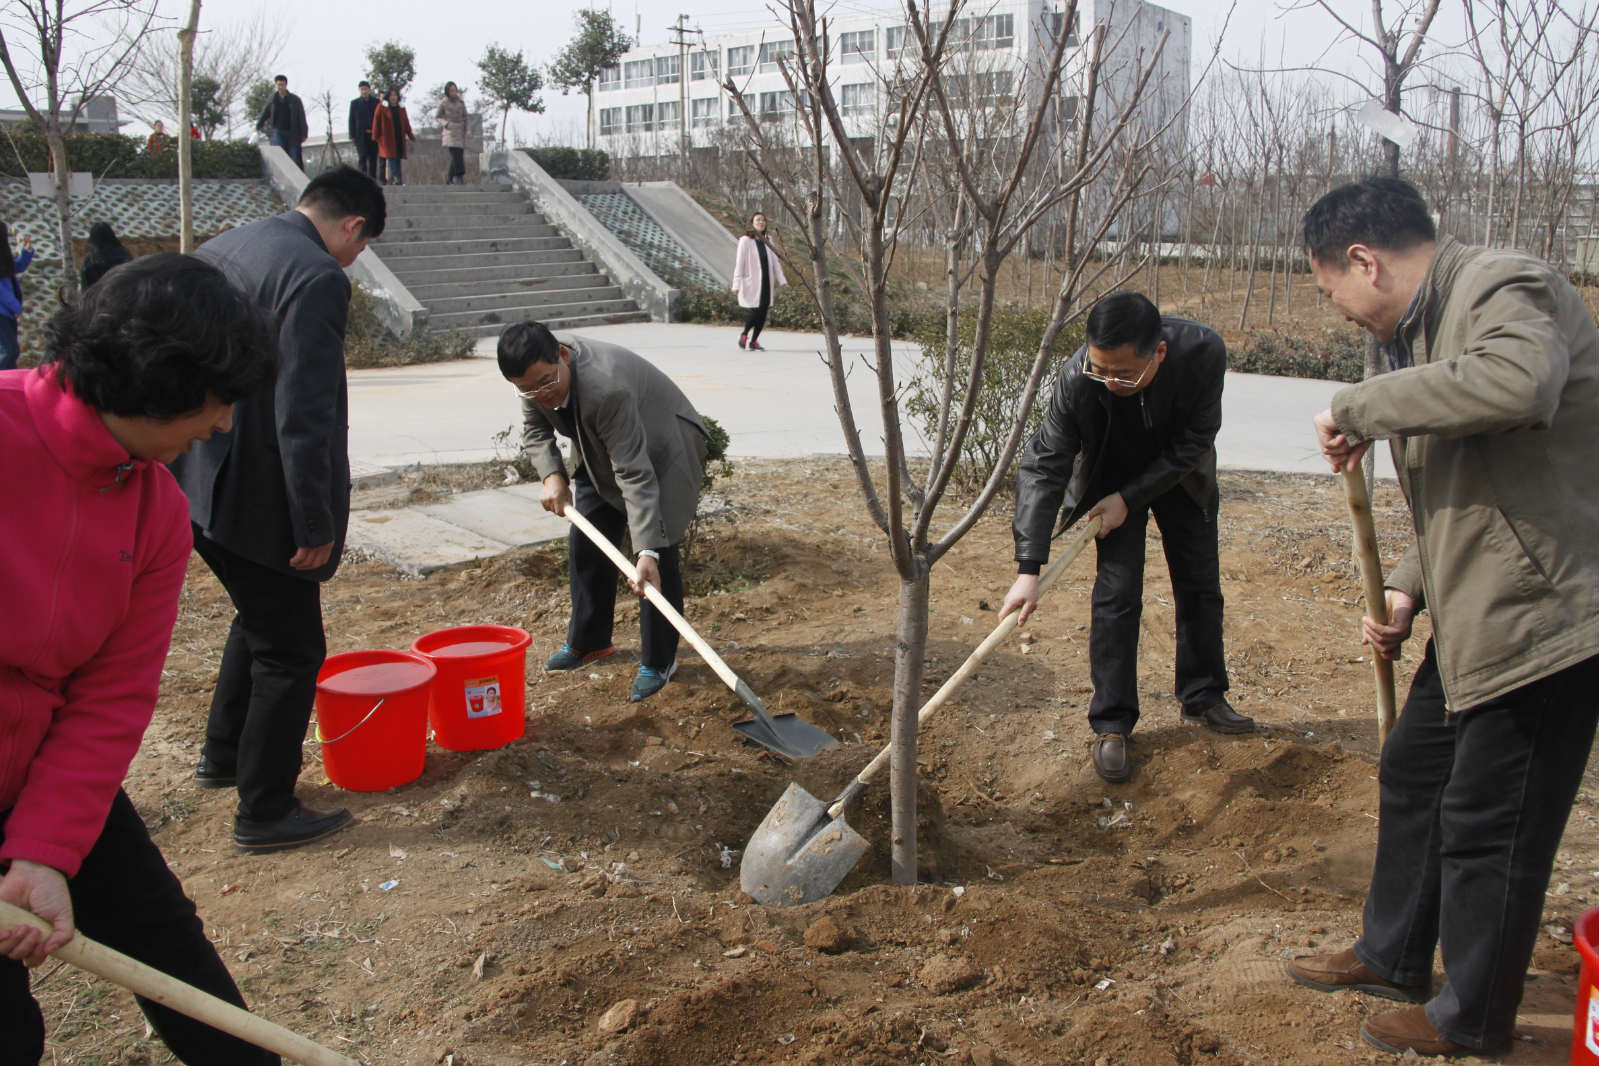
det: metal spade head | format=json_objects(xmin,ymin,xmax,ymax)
[
  {"xmin": 740, "ymin": 782, "xmax": 871, "ymax": 907},
  {"xmin": 729, "ymin": 679, "xmax": 838, "ymax": 760}
]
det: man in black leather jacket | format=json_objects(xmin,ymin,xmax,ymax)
[{"xmin": 1000, "ymin": 291, "xmax": 1252, "ymax": 783}]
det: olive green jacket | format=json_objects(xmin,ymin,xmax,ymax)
[{"xmin": 1332, "ymin": 236, "xmax": 1599, "ymax": 711}]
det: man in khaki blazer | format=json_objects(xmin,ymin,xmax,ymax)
[{"xmin": 498, "ymin": 321, "xmax": 710, "ymax": 701}]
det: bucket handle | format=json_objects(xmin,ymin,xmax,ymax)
[{"xmin": 316, "ymin": 698, "xmax": 386, "ymax": 746}]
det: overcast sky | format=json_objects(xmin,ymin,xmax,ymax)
[{"xmin": 1, "ymin": 0, "xmax": 1471, "ymax": 141}]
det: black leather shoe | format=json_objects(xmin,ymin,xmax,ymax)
[
  {"xmin": 1092, "ymin": 733, "xmax": 1131, "ymax": 783},
  {"xmin": 195, "ymin": 756, "xmax": 236, "ymax": 789},
  {"xmin": 234, "ymin": 804, "xmax": 352, "ymax": 853},
  {"xmin": 1181, "ymin": 698, "xmax": 1255, "ymax": 735}
]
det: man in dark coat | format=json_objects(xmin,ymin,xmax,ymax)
[
  {"xmin": 171, "ymin": 165, "xmax": 385, "ymax": 852},
  {"xmin": 256, "ymin": 74, "xmax": 309, "ymax": 169},
  {"xmin": 347, "ymin": 80, "xmax": 380, "ymax": 181},
  {"xmin": 498, "ymin": 321, "xmax": 710, "ymax": 703},
  {"xmin": 1001, "ymin": 291, "xmax": 1252, "ymax": 784}
]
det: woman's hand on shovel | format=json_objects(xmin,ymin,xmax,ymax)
[{"xmin": 0, "ymin": 859, "xmax": 74, "ymax": 967}]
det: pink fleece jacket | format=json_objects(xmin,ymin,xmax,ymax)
[{"xmin": 0, "ymin": 367, "xmax": 191, "ymax": 876}]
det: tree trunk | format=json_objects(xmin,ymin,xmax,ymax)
[
  {"xmin": 47, "ymin": 131, "xmax": 78, "ymax": 300},
  {"xmin": 586, "ymin": 89, "xmax": 596, "ymax": 151},
  {"xmin": 890, "ymin": 566, "xmax": 930, "ymax": 886},
  {"xmin": 1237, "ymin": 152, "xmax": 1267, "ymax": 329},
  {"xmin": 178, "ymin": 0, "xmax": 202, "ymax": 253}
]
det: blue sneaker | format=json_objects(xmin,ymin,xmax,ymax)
[
  {"xmin": 543, "ymin": 644, "xmax": 615, "ymax": 671},
  {"xmin": 630, "ymin": 661, "xmax": 678, "ymax": 702}
]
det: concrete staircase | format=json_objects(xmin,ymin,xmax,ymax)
[{"xmin": 374, "ymin": 185, "xmax": 650, "ymax": 336}]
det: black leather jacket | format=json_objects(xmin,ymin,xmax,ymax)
[{"xmin": 1013, "ymin": 315, "xmax": 1225, "ymax": 565}]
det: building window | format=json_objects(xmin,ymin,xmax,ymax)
[
  {"xmin": 840, "ymin": 82, "xmax": 873, "ymax": 114},
  {"xmin": 840, "ymin": 29, "xmax": 875, "ymax": 64},
  {"xmin": 656, "ymin": 55, "xmax": 680, "ymax": 84},
  {"xmin": 597, "ymin": 66, "xmax": 620, "ymax": 92},
  {"xmin": 727, "ymin": 44, "xmax": 755, "ymax": 77},
  {"xmin": 624, "ymin": 59, "xmax": 655, "ymax": 89},
  {"xmin": 625, "ymin": 103, "xmax": 655, "ymax": 132},
  {"xmin": 759, "ymin": 89, "xmax": 795, "ymax": 120},
  {"xmin": 1061, "ymin": 94, "xmax": 1080, "ymax": 129},
  {"xmin": 691, "ymin": 97, "xmax": 719, "ymax": 127},
  {"xmin": 885, "ymin": 25, "xmax": 909, "ymax": 59},
  {"xmin": 1044, "ymin": 9, "xmax": 1081, "ymax": 46},
  {"xmin": 657, "ymin": 100, "xmax": 681, "ymax": 129},
  {"xmin": 599, "ymin": 107, "xmax": 621, "ymax": 135},
  {"xmin": 758, "ymin": 40, "xmax": 795, "ymax": 72},
  {"xmin": 973, "ymin": 14, "xmax": 1014, "ymax": 49},
  {"xmin": 691, "ymin": 50, "xmax": 719, "ymax": 81}
]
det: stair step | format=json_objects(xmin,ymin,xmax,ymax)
[
  {"xmin": 377, "ymin": 235, "xmax": 574, "ymax": 258},
  {"xmin": 384, "ymin": 249, "xmax": 588, "ymax": 274},
  {"xmin": 392, "ymin": 260, "xmax": 599, "ymax": 288},
  {"xmin": 382, "ymin": 210, "xmax": 536, "ymax": 231},
  {"xmin": 426, "ymin": 285, "xmax": 626, "ymax": 315},
  {"xmin": 430, "ymin": 299, "xmax": 644, "ymax": 332},
  {"xmin": 379, "ymin": 222, "xmax": 562, "ymax": 244},
  {"xmin": 407, "ymin": 272, "xmax": 608, "ymax": 302},
  {"xmin": 381, "ymin": 187, "xmax": 523, "ymax": 205},
  {"xmin": 438, "ymin": 309, "xmax": 652, "ymax": 337}
]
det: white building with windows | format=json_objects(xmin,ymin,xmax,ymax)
[{"xmin": 590, "ymin": 0, "xmax": 1190, "ymax": 162}]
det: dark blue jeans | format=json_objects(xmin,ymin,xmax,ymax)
[
  {"xmin": 269, "ymin": 129, "xmax": 302, "ymax": 169},
  {"xmin": 1354, "ymin": 644, "xmax": 1599, "ymax": 1050},
  {"xmin": 0, "ymin": 315, "xmax": 18, "ymax": 371},
  {"xmin": 0, "ymin": 790, "xmax": 277, "ymax": 1065},
  {"xmin": 566, "ymin": 475, "xmax": 683, "ymax": 670},
  {"xmin": 384, "ymin": 157, "xmax": 403, "ymax": 185},
  {"xmin": 1087, "ymin": 482, "xmax": 1229, "ymax": 735}
]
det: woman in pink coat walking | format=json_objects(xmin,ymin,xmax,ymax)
[{"xmin": 731, "ymin": 212, "xmax": 786, "ymax": 351}]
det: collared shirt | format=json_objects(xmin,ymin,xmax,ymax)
[{"xmin": 1385, "ymin": 288, "xmax": 1425, "ymax": 372}]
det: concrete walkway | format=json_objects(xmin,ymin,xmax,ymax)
[{"xmin": 347, "ymin": 321, "xmax": 1392, "ymax": 572}]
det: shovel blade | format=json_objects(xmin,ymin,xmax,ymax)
[
  {"xmin": 732, "ymin": 714, "xmax": 838, "ymax": 760},
  {"xmin": 741, "ymin": 782, "xmax": 870, "ymax": 907}
]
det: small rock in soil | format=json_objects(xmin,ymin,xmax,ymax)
[
  {"xmin": 598, "ymin": 998, "xmax": 639, "ymax": 1034},
  {"xmin": 804, "ymin": 915, "xmax": 854, "ymax": 954},
  {"xmin": 919, "ymin": 953, "xmax": 983, "ymax": 994}
]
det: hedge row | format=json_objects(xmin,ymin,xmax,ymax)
[
  {"xmin": 0, "ymin": 132, "xmax": 261, "ymax": 180},
  {"xmin": 522, "ymin": 146, "xmax": 610, "ymax": 182}
]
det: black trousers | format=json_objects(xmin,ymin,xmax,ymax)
[
  {"xmin": 1088, "ymin": 482, "xmax": 1228, "ymax": 735},
  {"xmin": 742, "ymin": 302, "xmax": 769, "ymax": 341},
  {"xmin": 192, "ymin": 529, "xmax": 325, "ymax": 822},
  {"xmin": 567, "ymin": 476, "xmax": 682, "ymax": 670},
  {"xmin": 354, "ymin": 136, "xmax": 378, "ymax": 180},
  {"xmin": 446, "ymin": 146, "xmax": 465, "ymax": 183},
  {"xmin": 1354, "ymin": 644, "xmax": 1599, "ymax": 1050},
  {"xmin": 0, "ymin": 791, "xmax": 277, "ymax": 1066}
]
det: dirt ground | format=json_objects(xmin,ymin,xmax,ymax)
[{"xmin": 33, "ymin": 459, "xmax": 1597, "ymax": 1065}]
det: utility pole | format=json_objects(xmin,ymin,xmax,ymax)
[{"xmin": 669, "ymin": 13, "xmax": 692, "ymax": 158}]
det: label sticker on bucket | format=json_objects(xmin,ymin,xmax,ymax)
[
  {"xmin": 464, "ymin": 677, "xmax": 503, "ymax": 719},
  {"xmin": 1587, "ymin": 985, "xmax": 1599, "ymax": 1057}
]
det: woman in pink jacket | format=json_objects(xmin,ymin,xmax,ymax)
[
  {"xmin": 0, "ymin": 254, "xmax": 279, "ymax": 1064},
  {"xmin": 731, "ymin": 211, "xmax": 787, "ymax": 351}
]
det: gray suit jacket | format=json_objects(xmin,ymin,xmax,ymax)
[
  {"xmin": 172, "ymin": 211, "xmax": 352, "ymax": 581},
  {"xmin": 520, "ymin": 335, "xmax": 709, "ymax": 549}
]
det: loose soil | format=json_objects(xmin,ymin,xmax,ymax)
[{"xmin": 35, "ymin": 460, "xmax": 1597, "ymax": 1065}]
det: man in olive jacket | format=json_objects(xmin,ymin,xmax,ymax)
[
  {"xmin": 1001, "ymin": 292, "xmax": 1253, "ymax": 785},
  {"xmin": 499, "ymin": 321, "xmax": 709, "ymax": 702},
  {"xmin": 1289, "ymin": 177, "xmax": 1599, "ymax": 1058}
]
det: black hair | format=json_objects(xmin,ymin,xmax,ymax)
[
  {"xmin": 358, "ymin": 79, "xmax": 371, "ymax": 88},
  {"xmin": 0, "ymin": 221, "xmax": 15, "ymax": 286},
  {"xmin": 44, "ymin": 253, "xmax": 277, "ymax": 420},
  {"xmin": 1302, "ymin": 177, "xmax": 1436, "ymax": 264},
  {"xmin": 744, "ymin": 211, "xmax": 768, "ymax": 240},
  {"xmin": 274, "ymin": 74, "xmax": 287, "ymax": 83},
  {"xmin": 444, "ymin": 81, "xmax": 459, "ymax": 96},
  {"xmin": 88, "ymin": 221, "xmax": 120, "ymax": 249},
  {"xmin": 1085, "ymin": 291, "xmax": 1162, "ymax": 356},
  {"xmin": 298, "ymin": 165, "xmax": 386, "ymax": 239},
  {"xmin": 386, "ymin": 87, "xmax": 402, "ymax": 104},
  {"xmin": 497, "ymin": 320, "xmax": 561, "ymax": 378}
]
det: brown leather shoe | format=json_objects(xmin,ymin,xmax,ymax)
[
  {"xmin": 1361, "ymin": 1005, "xmax": 1499, "ymax": 1057},
  {"xmin": 1092, "ymin": 733, "xmax": 1131, "ymax": 783},
  {"xmin": 1286, "ymin": 947, "xmax": 1429, "ymax": 1003}
]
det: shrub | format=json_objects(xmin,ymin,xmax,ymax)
[
  {"xmin": 523, "ymin": 146, "xmax": 610, "ymax": 181},
  {"xmin": 0, "ymin": 131, "xmax": 261, "ymax": 179},
  {"xmin": 677, "ymin": 263, "xmax": 943, "ymax": 338},
  {"xmin": 344, "ymin": 285, "xmax": 475, "ymax": 368},
  {"xmin": 1230, "ymin": 327, "xmax": 1366, "ymax": 383},
  {"xmin": 906, "ymin": 306, "xmax": 1085, "ymax": 497}
]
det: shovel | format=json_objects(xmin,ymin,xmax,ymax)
[
  {"xmin": 563, "ymin": 507, "xmax": 837, "ymax": 760},
  {"xmin": 741, "ymin": 515, "xmax": 1102, "ymax": 907},
  {"xmin": 0, "ymin": 899, "xmax": 356, "ymax": 1065},
  {"xmin": 1341, "ymin": 467, "xmax": 1398, "ymax": 745}
]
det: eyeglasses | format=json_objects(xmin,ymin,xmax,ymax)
[
  {"xmin": 515, "ymin": 371, "xmax": 563, "ymax": 401},
  {"xmin": 1082, "ymin": 356, "xmax": 1155, "ymax": 389}
]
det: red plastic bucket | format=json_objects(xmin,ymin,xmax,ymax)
[
  {"xmin": 1572, "ymin": 908, "xmax": 1599, "ymax": 1065},
  {"xmin": 410, "ymin": 625, "xmax": 532, "ymax": 752},
  {"xmin": 315, "ymin": 650, "xmax": 436, "ymax": 791}
]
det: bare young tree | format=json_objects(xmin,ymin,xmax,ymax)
[
  {"xmin": 177, "ymin": 0, "xmax": 200, "ymax": 253},
  {"xmin": 122, "ymin": 9, "xmax": 284, "ymax": 138},
  {"xmin": 724, "ymin": 0, "xmax": 1189, "ymax": 882},
  {"xmin": 0, "ymin": 0, "xmax": 162, "ymax": 296}
]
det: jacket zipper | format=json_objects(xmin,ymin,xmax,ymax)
[{"xmin": 1140, "ymin": 394, "xmax": 1151, "ymax": 431}]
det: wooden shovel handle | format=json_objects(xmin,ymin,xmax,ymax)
[
  {"xmin": 0, "ymin": 899, "xmax": 357, "ymax": 1066},
  {"xmin": 832, "ymin": 515, "xmax": 1103, "ymax": 816},
  {"xmin": 1342, "ymin": 467, "xmax": 1398, "ymax": 746},
  {"xmin": 564, "ymin": 507, "xmax": 741, "ymax": 693}
]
